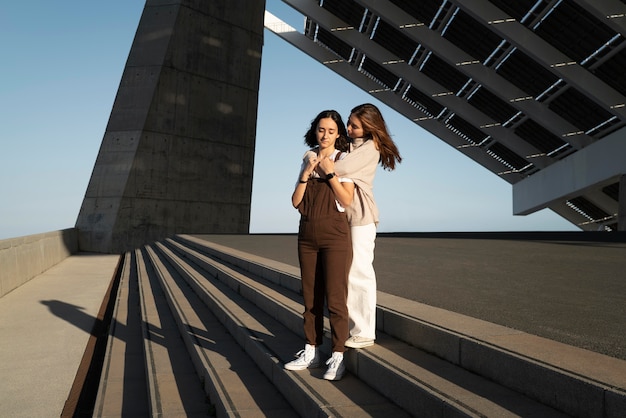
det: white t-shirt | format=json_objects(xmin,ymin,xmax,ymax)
[{"xmin": 298, "ymin": 149, "xmax": 353, "ymax": 212}]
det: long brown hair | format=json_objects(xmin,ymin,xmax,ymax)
[{"xmin": 350, "ymin": 103, "xmax": 402, "ymax": 170}]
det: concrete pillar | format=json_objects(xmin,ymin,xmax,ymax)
[
  {"xmin": 76, "ymin": 0, "xmax": 265, "ymax": 253},
  {"xmin": 617, "ymin": 175, "xmax": 626, "ymax": 231}
]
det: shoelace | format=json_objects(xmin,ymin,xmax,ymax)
[
  {"xmin": 326, "ymin": 354, "xmax": 341, "ymax": 368},
  {"xmin": 294, "ymin": 348, "xmax": 316, "ymax": 362}
]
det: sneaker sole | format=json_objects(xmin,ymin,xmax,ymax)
[
  {"xmin": 323, "ymin": 371, "xmax": 345, "ymax": 381},
  {"xmin": 344, "ymin": 341, "xmax": 374, "ymax": 349},
  {"xmin": 284, "ymin": 362, "xmax": 321, "ymax": 371},
  {"xmin": 284, "ymin": 365, "xmax": 308, "ymax": 371}
]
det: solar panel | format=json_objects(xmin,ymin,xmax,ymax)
[
  {"xmin": 514, "ymin": 119, "xmax": 569, "ymax": 156},
  {"xmin": 467, "ymin": 86, "xmax": 519, "ymax": 124},
  {"xmin": 603, "ymin": 182, "xmax": 620, "ymax": 202},
  {"xmin": 404, "ymin": 86, "xmax": 445, "ymax": 117},
  {"xmin": 269, "ymin": 0, "xmax": 625, "ymax": 230},
  {"xmin": 488, "ymin": 0, "xmax": 540, "ymax": 24},
  {"xmin": 320, "ymin": 0, "xmax": 366, "ymax": 30},
  {"xmin": 496, "ymin": 49, "xmax": 560, "ymax": 97},
  {"xmin": 592, "ymin": 48, "xmax": 626, "ymax": 97},
  {"xmin": 372, "ymin": 19, "xmax": 419, "ymax": 63},
  {"xmin": 421, "ymin": 52, "xmax": 470, "ymax": 94},
  {"xmin": 568, "ymin": 196, "xmax": 612, "ymax": 223},
  {"xmin": 533, "ymin": 1, "xmax": 617, "ymax": 64},
  {"xmin": 488, "ymin": 141, "xmax": 532, "ymax": 171},
  {"xmin": 441, "ymin": 10, "xmax": 503, "ymax": 63},
  {"xmin": 388, "ymin": 0, "xmax": 446, "ymax": 27},
  {"xmin": 360, "ymin": 57, "xmax": 401, "ymax": 90},
  {"xmin": 548, "ymin": 87, "xmax": 615, "ymax": 135},
  {"xmin": 314, "ymin": 26, "xmax": 353, "ymax": 61},
  {"xmin": 446, "ymin": 114, "xmax": 488, "ymax": 144}
]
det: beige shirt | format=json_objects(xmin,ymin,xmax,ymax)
[{"xmin": 334, "ymin": 139, "xmax": 380, "ymax": 226}]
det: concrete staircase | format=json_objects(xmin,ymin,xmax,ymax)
[{"xmin": 91, "ymin": 234, "xmax": 626, "ymax": 417}]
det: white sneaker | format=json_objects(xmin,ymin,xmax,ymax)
[
  {"xmin": 323, "ymin": 352, "xmax": 346, "ymax": 381},
  {"xmin": 345, "ymin": 336, "xmax": 374, "ymax": 349},
  {"xmin": 284, "ymin": 344, "xmax": 321, "ymax": 370}
]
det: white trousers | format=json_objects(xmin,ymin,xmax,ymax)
[{"xmin": 347, "ymin": 223, "xmax": 377, "ymax": 339}]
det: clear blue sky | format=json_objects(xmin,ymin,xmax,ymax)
[{"xmin": 0, "ymin": 0, "xmax": 577, "ymax": 240}]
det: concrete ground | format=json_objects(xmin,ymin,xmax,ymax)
[{"xmin": 0, "ymin": 254, "xmax": 120, "ymax": 418}]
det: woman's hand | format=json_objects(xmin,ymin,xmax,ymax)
[
  {"xmin": 317, "ymin": 155, "xmax": 335, "ymax": 176},
  {"xmin": 299, "ymin": 155, "xmax": 319, "ymax": 181},
  {"xmin": 305, "ymin": 155, "xmax": 319, "ymax": 176},
  {"xmin": 292, "ymin": 155, "xmax": 320, "ymax": 208}
]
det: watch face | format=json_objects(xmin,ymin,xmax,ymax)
[{"xmin": 326, "ymin": 172, "xmax": 335, "ymax": 180}]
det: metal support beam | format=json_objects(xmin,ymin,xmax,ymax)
[{"xmin": 513, "ymin": 129, "xmax": 626, "ymax": 215}]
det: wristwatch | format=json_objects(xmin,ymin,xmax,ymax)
[{"xmin": 326, "ymin": 172, "xmax": 336, "ymax": 180}]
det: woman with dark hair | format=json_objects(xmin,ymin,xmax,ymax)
[
  {"xmin": 334, "ymin": 103, "xmax": 402, "ymax": 349},
  {"xmin": 285, "ymin": 110, "xmax": 355, "ymax": 381}
]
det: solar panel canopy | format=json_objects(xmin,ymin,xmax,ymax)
[{"xmin": 266, "ymin": 0, "xmax": 626, "ymax": 231}]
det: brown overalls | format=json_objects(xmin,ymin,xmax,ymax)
[{"xmin": 297, "ymin": 175, "xmax": 352, "ymax": 353}]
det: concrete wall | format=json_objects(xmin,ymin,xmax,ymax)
[
  {"xmin": 75, "ymin": 0, "xmax": 266, "ymax": 253},
  {"xmin": 0, "ymin": 229, "xmax": 78, "ymax": 298}
]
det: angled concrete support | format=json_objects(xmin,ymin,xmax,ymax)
[{"xmin": 76, "ymin": 0, "xmax": 265, "ymax": 253}]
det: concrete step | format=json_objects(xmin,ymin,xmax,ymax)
[
  {"xmin": 151, "ymin": 240, "xmax": 409, "ymax": 417},
  {"xmin": 93, "ymin": 234, "xmax": 626, "ymax": 417},
  {"xmin": 161, "ymin": 236, "xmax": 567, "ymax": 417},
  {"xmin": 94, "ymin": 248, "xmax": 300, "ymax": 417},
  {"xmin": 171, "ymin": 233, "xmax": 626, "ymax": 418},
  {"xmin": 135, "ymin": 247, "xmax": 209, "ymax": 417},
  {"xmin": 143, "ymin": 243, "xmax": 298, "ymax": 417},
  {"xmin": 93, "ymin": 251, "xmax": 150, "ymax": 417},
  {"xmin": 93, "ymin": 249, "xmax": 209, "ymax": 417}
]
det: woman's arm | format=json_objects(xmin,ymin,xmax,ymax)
[
  {"xmin": 318, "ymin": 155, "xmax": 354, "ymax": 207},
  {"xmin": 291, "ymin": 155, "xmax": 318, "ymax": 208},
  {"xmin": 328, "ymin": 177, "xmax": 355, "ymax": 207}
]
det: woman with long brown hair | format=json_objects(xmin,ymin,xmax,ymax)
[{"xmin": 333, "ymin": 103, "xmax": 402, "ymax": 349}]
